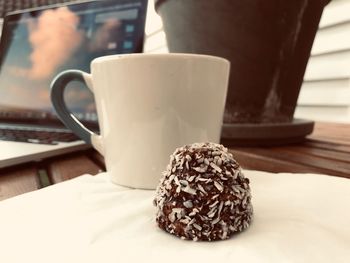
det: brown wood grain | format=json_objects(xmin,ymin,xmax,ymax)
[
  {"xmin": 281, "ymin": 144, "xmax": 350, "ymax": 163},
  {"xmin": 309, "ymin": 122, "xmax": 350, "ymax": 145},
  {"xmin": 87, "ymin": 151, "xmax": 106, "ymax": 171},
  {"xmin": 226, "ymin": 123, "xmax": 350, "ymax": 179},
  {"xmin": 304, "ymin": 139, "xmax": 350, "ymax": 153},
  {"xmin": 0, "ymin": 166, "xmax": 39, "ymax": 201},
  {"xmin": 230, "ymin": 149, "xmax": 328, "ymax": 174},
  {"xmin": 47, "ymin": 153, "xmax": 103, "ymax": 184}
]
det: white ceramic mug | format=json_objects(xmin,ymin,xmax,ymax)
[{"xmin": 50, "ymin": 53, "xmax": 230, "ymax": 189}]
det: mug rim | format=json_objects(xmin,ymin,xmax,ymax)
[{"xmin": 92, "ymin": 53, "xmax": 230, "ymax": 65}]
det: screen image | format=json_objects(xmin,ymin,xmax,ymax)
[{"xmin": 0, "ymin": 0, "xmax": 146, "ymax": 125}]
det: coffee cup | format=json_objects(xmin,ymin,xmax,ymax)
[{"xmin": 50, "ymin": 53, "xmax": 230, "ymax": 189}]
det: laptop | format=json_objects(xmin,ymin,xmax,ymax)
[{"xmin": 0, "ymin": 0, "xmax": 148, "ymax": 168}]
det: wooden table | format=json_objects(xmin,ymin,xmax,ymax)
[{"xmin": 1, "ymin": 122, "xmax": 349, "ymax": 201}]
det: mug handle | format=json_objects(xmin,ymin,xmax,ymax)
[{"xmin": 50, "ymin": 70, "xmax": 104, "ymax": 155}]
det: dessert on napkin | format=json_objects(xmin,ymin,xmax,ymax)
[{"xmin": 154, "ymin": 142, "xmax": 253, "ymax": 241}]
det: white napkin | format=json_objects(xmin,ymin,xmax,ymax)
[{"xmin": 0, "ymin": 171, "xmax": 349, "ymax": 263}]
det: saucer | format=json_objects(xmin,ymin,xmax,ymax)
[{"xmin": 221, "ymin": 118, "xmax": 315, "ymax": 146}]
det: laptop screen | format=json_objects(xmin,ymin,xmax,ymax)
[{"xmin": 0, "ymin": 0, "xmax": 147, "ymax": 128}]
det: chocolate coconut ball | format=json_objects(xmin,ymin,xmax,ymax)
[{"xmin": 154, "ymin": 142, "xmax": 253, "ymax": 241}]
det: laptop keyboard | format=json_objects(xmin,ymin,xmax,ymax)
[
  {"xmin": 0, "ymin": 127, "xmax": 79, "ymax": 144},
  {"xmin": 0, "ymin": 0, "xmax": 74, "ymax": 18}
]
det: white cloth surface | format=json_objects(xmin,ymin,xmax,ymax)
[{"xmin": 0, "ymin": 171, "xmax": 349, "ymax": 263}]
